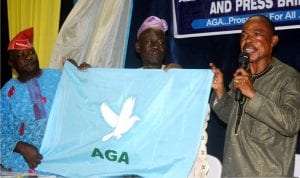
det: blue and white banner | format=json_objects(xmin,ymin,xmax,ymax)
[
  {"xmin": 173, "ymin": 0, "xmax": 300, "ymax": 38},
  {"xmin": 37, "ymin": 62, "xmax": 213, "ymax": 178}
]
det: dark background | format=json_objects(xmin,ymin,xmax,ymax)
[{"xmin": 1, "ymin": 0, "xmax": 300, "ymax": 162}]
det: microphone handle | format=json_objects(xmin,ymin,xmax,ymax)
[
  {"xmin": 235, "ymin": 61, "xmax": 248, "ymax": 102},
  {"xmin": 235, "ymin": 89, "xmax": 243, "ymax": 101}
]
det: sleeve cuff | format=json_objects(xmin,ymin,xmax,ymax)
[{"xmin": 245, "ymin": 92, "xmax": 265, "ymax": 116}]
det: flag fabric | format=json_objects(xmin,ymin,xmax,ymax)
[{"xmin": 37, "ymin": 62, "xmax": 213, "ymax": 178}]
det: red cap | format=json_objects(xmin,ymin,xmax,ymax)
[{"xmin": 7, "ymin": 27, "xmax": 33, "ymax": 50}]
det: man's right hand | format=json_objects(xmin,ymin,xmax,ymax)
[
  {"xmin": 78, "ymin": 62, "xmax": 92, "ymax": 70},
  {"xmin": 14, "ymin": 141, "xmax": 43, "ymax": 169},
  {"xmin": 209, "ymin": 63, "xmax": 225, "ymax": 101}
]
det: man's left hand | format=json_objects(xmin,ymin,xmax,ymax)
[
  {"xmin": 14, "ymin": 141, "xmax": 43, "ymax": 169},
  {"xmin": 163, "ymin": 63, "xmax": 182, "ymax": 71}
]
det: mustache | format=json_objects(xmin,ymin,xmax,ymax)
[
  {"xmin": 242, "ymin": 43, "xmax": 257, "ymax": 51},
  {"xmin": 23, "ymin": 58, "xmax": 38, "ymax": 66}
]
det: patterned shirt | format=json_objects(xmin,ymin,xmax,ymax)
[{"xmin": 0, "ymin": 69, "xmax": 61, "ymax": 172}]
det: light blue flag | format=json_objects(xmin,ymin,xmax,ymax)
[{"xmin": 38, "ymin": 62, "xmax": 213, "ymax": 178}]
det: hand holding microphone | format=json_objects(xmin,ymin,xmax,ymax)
[{"xmin": 233, "ymin": 52, "xmax": 255, "ymax": 101}]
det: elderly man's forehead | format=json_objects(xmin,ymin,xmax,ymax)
[
  {"xmin": 244, "ymin": 16, "xmax": 275, "ymax": 33},
  {"xmin": 139, "ymin": 28, "xmax": 165, "ymax": 39},
  {"xmin": 9, "ymin": 48, "xmax": 35, "ymax": 57},
  {"xmin": 11, "ymin": 48, "xmax": 34, "ymax": 53}
]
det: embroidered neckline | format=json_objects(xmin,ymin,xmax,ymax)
[{"xmin": 251, "ymin": 62, "xmax": 273, "ymax": 80}]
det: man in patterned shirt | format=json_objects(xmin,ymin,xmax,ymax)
[
  {"xmin": 0, "ymin": 27, "xmax": 61, "ymax": 173},
  {"xmin": 0, "ymin": 27, "xmax": 88, "ymax": 174}
]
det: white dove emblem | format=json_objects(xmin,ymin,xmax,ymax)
[{"xmin": 100, "ymin": 97, "xmax": 140, "ymax": 142}]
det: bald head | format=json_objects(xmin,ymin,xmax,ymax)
[{"xmin": 245, "ymin": 15, "xmax": 276, "ymax": 35}]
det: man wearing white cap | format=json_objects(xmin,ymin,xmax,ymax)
[
  {"xmin": 133, "ymin": 16, "xmax": 207, "ymax": 178},
  {"xmin": 135, "ymin": 16, "xmax": 181, "ymax": 70}
]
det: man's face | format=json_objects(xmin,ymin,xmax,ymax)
[
  {"xmin": 240, "ymin": 17, "xmax": 278, "ymax": 63},
  {"xmin": 9, "ymin": 48, "xmax": 40, "ymax": 75},
  {"xmin": 136, "ymin": 28, "xmax": 166, "ymax": 67}
]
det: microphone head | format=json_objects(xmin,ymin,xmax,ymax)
[{"xmin": 239, "ymin": 52, "xmax": 249, "ymax": 64}]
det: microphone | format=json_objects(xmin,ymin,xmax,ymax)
[{"xmin": 235, "ymin": 52, "xmax": 249, "ymax": 102}]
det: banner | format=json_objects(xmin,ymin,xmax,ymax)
[
  {"xmin": 173, "ymin": 0, "xmax": 300, "ymax": 38},
  {"xmin": 37, "ymin": 62, "xmax": 213, "ymax": 178}
]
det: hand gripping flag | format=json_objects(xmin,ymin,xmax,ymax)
[{"xmin": 38, "ymin": 62, "xmax": 213, "ymax": 178}]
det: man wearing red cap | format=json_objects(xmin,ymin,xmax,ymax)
[{"xmin": 1, "ymin": 28, "xmax": 61, "ymax": 174}]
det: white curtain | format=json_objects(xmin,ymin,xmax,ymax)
[{"xmin": 49, "ymin": 0, "xmax": 133, "ymax": 69}]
